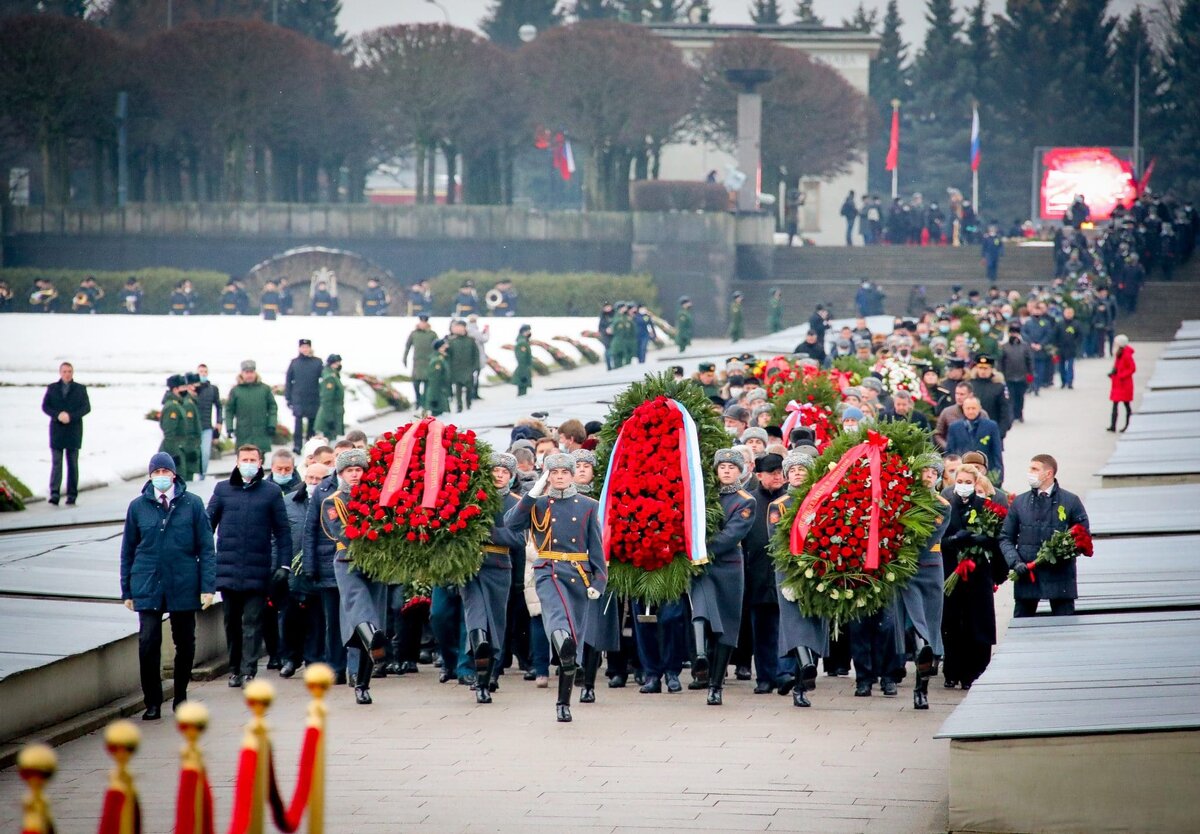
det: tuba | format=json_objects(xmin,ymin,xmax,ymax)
[{"xmin": 485, "ymin": 288, "xmax": 503, "ymax": 311}]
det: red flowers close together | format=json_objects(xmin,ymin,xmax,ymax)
[
  {"xmin": 343, "ymin": 421, "xmax": 485, "ymax": 545},
  {"xmin": 605, "ymin": 397, "xmax": 689, "ymax": 574}
]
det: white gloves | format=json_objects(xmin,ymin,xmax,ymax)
[
  {"xmin": 201, "ymin": 593, "xmax": 215, "ymax": 610},
  {"xmin": 528, "ymin": 470, "xmax": 550, "ymax": 499},
  {"xmin": 587, "ymin": 587, "xmax": 601, "ymax": 600},
  {"xmin": 781, "ymin": 585, "xmax": 797, "ymax": 603}
]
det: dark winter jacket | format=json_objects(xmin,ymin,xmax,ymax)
[
  {"xmin": 284, "ymin": 483, "xmax": 310, "ymax": 562},
  {"xmin": 285, "ymin": 353, "xmax": 324, "ymax": 415},
  {"xmin": 744, "ymin": 483, "xmax": 788, "ymax": 606},
  {"xmin": 998, "ymin": 338, "xmax": 1033, "ymax": 384},
  {"xmin": 41, "ymin": 379, "xmax": 91, "ymax": 450},
  {"xmin": 301, "ymin": 473, "xmax": 341, "ymax": 589},
  {"xmin": 194, "ymin": 381, "xmax": 222, "ymax": 431},
  {"xmin": 206, "ymin": 467, "xmax": 291, "ymax": 592},
  {"xmin": 120, "ymin": 479, "xmax": 216, "ymax": 611},
  {"xmin": 945, "ymin": 416, "xmax": 1004, "ymax": 481},
  {"xmin": 999, "ymin": 482, "xmax": 1089, "ymax": 601}
]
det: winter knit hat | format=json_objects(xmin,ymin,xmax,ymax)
[
  {"xmin": 841, "ymin": 406, "xmax": 864, "ymax": 421},
  {"xmin": 148, "ymin": 451, "xmax": 177, "ymax": 475},
  {"xmin": 740, "ymin": 427, "xmax": 769, "ymax": 445},
  {"xmin": 745, "ymin": 388, "xmax": 768, "ymax": 404},
  {"xmin": 860, "ymin": 377, "xmax": 884, "ymax": 393},
  {"xmin": 335, "ymin": 449, "xmax": 369, "ymax": 473},
  {"xmin": 572, "ymin": 449, "xmax": 597, "ymax": 468},
  {"xmin": 240, "ymin": 360, "xmax": 256, "ymax": 372},
  {"xmin": 783, "ymin": 449, "xmax": 813, "ymax": 474},
  {"xmin": 490, "ymin": 452, "xmax": 518, "ymax": 479},
  {"xmin": 543, "ymin": 452, "xmax": 575, "ymax": 472},
  {"xmin": 713, "ymin": 448, "xmax": 747, "ymax": 475}
]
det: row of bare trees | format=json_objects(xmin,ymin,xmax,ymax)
[{"xmin": 0, "ymin": 15, "xmax": 868, "ymax": 210}]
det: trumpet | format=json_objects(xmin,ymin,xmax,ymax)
[{"xmin": 485, "ymin": 288, "xmax": 504, "ymax": 311}]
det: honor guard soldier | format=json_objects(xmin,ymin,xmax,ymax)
[
  {"xmin": 689, "ymin": 449, "xmax": 755, "ymax": 705},
  {"xmin": 504, "ymin": 453, "xmax": 606, "ymax": 723},
  {"xmin": 462, "ymin": 453, "xmax": 525, "ymax": 704},
  {"xmin": 314, "ymin": 355, "xmax": 345, "ymax": 438},
  {"xmin": 900, "ymin": 463, "xmax": 951, "ymax": 709},
  {"xmin": 159, "ymin": 375, "xmax": 194, "ymax": 481},
  {"xmin": 259, "ymin": 281, "xmax": 282, "ymax": 320},
  {"xmin": 674, "ymin": 296, "xmax": 693, "ymax": 353},
  {"xmin": 310, "ymin": 281, "xmax": 337, "ymax": 316},
  {"xmin": 169, "ymin": 281, "xmax": 193, "ymax": 315},
  {"xmin": 769, "ymin": 449, "xmax": 828, "ymax": 707},
  {"xmin": 181, "ymin": 374, "xmax": 203, "ymax": 481},
  {"xmin": 362, "ymin": 277, "xmax": 390, "ymax": 316},
  {"xmin": 453, "ymin": 280, "xmax": 479, "ymax": 317},
  {"xmin": 513, "ymin": 324, "xmax": 533, "ymax": 397},
  {"xmin": 317, "ymin": 449, "xmax": 389, "ymax": 704},
  {"xmin": 220, "ymin": 281, "xmax": 242, "ymax": 315}
]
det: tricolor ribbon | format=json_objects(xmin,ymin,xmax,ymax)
[
  {"xmin": 780, "ymin": 400, "xmax": 817, "ymax": 444},
  {"xmin": 379, "ymin": 417, "xmax": 447, "ymax": 510},
  {"xmin": 790, "ymin": 430, "xmax": 890, "ymax": 571}
]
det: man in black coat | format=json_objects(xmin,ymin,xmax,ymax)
[
  {"xmin": 968, "ymin": 355, "xmax": 1013, "ymax": 437},
  {"xmin": 206, "ymin": 445, "xmax": 292, "ymax": 686},
  {"xmin": 793, "ymin": 330, "xmax": 827, "ymax": 365},
  {"xmin": 741, "ymin": 454, "xmax": 793, "ymax": 694},
  {"xmin": 41, "ymin": 361, "xmax": 91, "ymax": 505},
  {"xmin": 1000, "ymin": 453, "xmax": 1090, "ymax": 618},
  {"xmin": 881, "ymin": 390, "xmax": 931, "ymax": 431},
  {"xmin": 285, "ymin": 338, "xmax": 323, "ymax": 453}
]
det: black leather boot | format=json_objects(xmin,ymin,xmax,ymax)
[
  {"xmin": 707, "ymin": 643, "xmax": 732, "ymax": 706},
  {"xmin": 579, "ymin": 645, "xmax": 600, "ymax": 703},
  {"xmin": 552, "ymin": 630, "xmax": 576, "ymax": 722},
  {"xmin": 914, "ymin": 637, "xmax": 934, "ymax": 710},
  {"xmin": 790, "ymin": 647, "xmax": 817, "ymax": 707},
  {"xmin": 689, "ymin": 619, "xmax": 709, "ymax": 689},
  {"xmin": 354, "ymin": 646, "xmax": 373, "ymax": 705},
  {"xmin": 355, "ymin": 622, "xmax": 388, "ymax": 662},
  {"xmin": 469, "ymin": 629, "xmax": 492, "ymax": 704}
]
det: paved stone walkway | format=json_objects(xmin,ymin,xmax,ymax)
[{"xmin": 0, "ymin": 338, "xmax": 1159, "ymax": 834}]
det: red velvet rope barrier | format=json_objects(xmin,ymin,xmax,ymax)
[
  {"xmin": 224, "ymin": 748, "xmax": 258, "ymax": 834},
  {"xmin": 174, "ymin": 769, "xmax": 215, "ymax": 834},
  {"xmin": 267, "ymin": 727, "xmax": 321, "ymax": 833},
  {"xmin": 96, "ymin": 789, "xmax": 138, "ymax": 834}
]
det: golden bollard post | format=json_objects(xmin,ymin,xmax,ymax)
[
  {"xmin": 175, "ymin": 702, "xmax": 211, "ymax": 834},
  {"xmin": 102, "ymin": 719, "xmax": 142, "ymax": 834},
  {"xmin": 242, "ymin": 679, "xmax": 276, "ymax": 834},
  {"xmin": 303, "ymin": 664, "xmax": 335, "ymax": 834},
  {"xmin": 17, "ymin": 744, "xmax": 57, "ymax": 834}
]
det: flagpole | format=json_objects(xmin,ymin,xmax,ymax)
[
  {"xmin": 972, "ymin": 168, "xmax": 979, "ymax": 216},
  {"xmin": 890, "ymin": 99, "xmax": 899, "ymax": 199}
]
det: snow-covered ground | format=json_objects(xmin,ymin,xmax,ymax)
[{"xmin": 0, "ymin": 314, "xmax": 608, "ymax": 497}]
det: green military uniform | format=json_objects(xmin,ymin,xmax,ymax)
[
  {"xmin": 728, "ymin": 296, "xmax": 744, "ymax": 342},
  {"xmin": 446, "ymin": 332, "xmax": 480, "ymax": 412},
  {"xmin": 159, "ymin": 389, "xmax": 192, "ymax": 481},
  {"xmin": 179, "ymin": 391, "xmax": 202, "ymax": 481},
  {"xmin": 675, "ymin": 306, "xmax": 693, "ymax": 353},
  {"xmin": 225, "ymin": 377, "xmax": 277, "ymax": 456},
  {"xmin": 427, "ymin": 351, "xmax": 451, "ymax": 416},
  {"xmin": 610, "ymin": 313, "xmax": 636, "ymax": 368},
  {"xmin": 314, "ymin": 366, "xmax": 345, "ymax": 438},
  {"xmin": 403, "ymin": 326, "xmax": 437, "ymax": 409},
  {"xmin": 513, "ymin": 330, "xmax": 533, "ymax": 397},
  {"xmin": 767, "ymin": 294, "xmax": 783, "ymax": 334}
]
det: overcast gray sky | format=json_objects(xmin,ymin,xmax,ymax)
[{"xmin": 340, "ymin": 0, "xmax": 1143, "ymax": 52}]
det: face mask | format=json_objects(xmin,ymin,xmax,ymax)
[
  {"xmin": 535, "ymin": 453, "xmax": 545, "ymax": 467},
  {"xmin": 151, "ymin": 475, "xmax": 173, "ymax": 493},
  {"xmin": 198, "ymin": 375, "xmax": 208, "ymax": 383},
  {"xmin": 954, "ymin": 482, "xmax": 975, "ymax": 498},
  {"xmin": 271, "ymin": 472, "xmax": 292, "ymax": 486},
  {"xmin": 939, "ymin": 324, "xmax": 951, "ymax": 334},
  {"xmin": 1027, "ymin": 472, "xmax": 1043, "ymax": 488},
  {"xmin": 238, "ymin": 463, "xmax": 259, "ymax": 481},
  {"xmin": 726, "ymin": 426, "xmax": 739, "ymax": 438},
  {"xmin": 729, "ymin": 387, "xmax": 744, "ymax": 399},
  {"xmin": 980, "ymin": 323, "xmax": 991, "ymax": 334}
]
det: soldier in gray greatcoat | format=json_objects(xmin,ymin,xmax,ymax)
[
  {"xmin": 689, "ymin": 449, "xmax": 755, "ymax": 706},
  {"xmin": 770, "ymin": 449, "xmax": 829, "ymax": 708},
  {"xmin": 318, "ymin": 449, "xmax": 388, "ymax": 705},
  {"xmin": 505, "ymin": 452, "xmax": 607, "ymax": 723},
  {"xmin": 462, "ymin": 453, "xmax": 524, "ymax": 704}
]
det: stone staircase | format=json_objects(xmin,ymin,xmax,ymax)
[{"xmin": 732, "ymin": 244, "xmax": 1200, "ymax": 341}]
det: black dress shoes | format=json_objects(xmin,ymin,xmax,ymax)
[
  {"xmin": 639, "ymin": 676, "xmax": 662, "ymax": 694},
  {"xmin": 793, "ymin": 690, "xmax": 811, "ymax": 707},
  {"xmin": 735, "ymin": 666, "xmax": 752, "ymax": 681},
  {"xmin": 142, "ymin": 705, "xmax": 162, "ymax": 721},
  {"xmin": 279, "ymin": 661, "xmax": 297, "ymax": 679},
  {"xmin": 579, "ymin": 686, "xmax": 596, "ymax": 703},
  {"xmin": 854, "ymin": 682, "xmax": 872, "ymax": 697},
  {"xmin": 753, "ymin": 681, "xmax": 773, "ymax": 694},
  {"xmin": 266, "ymin": 656, "xmax": 282, "ymax": 671},
  {"xmin": 439, "ymin": 669, "xmax": 454, "ymax": 684},
  {"xmin": 664, "ymin": 672, "xmax": 682, "ymax": 693},
  {"xmin": 556, "ymin": 704, "xmax": 572, "ymax": 722},
  {"xmin": 355, "ymin": 686, "xmax": 372, "ymax": 705},
  {"xmin": 608, "ymin": 674, "xmax": 627, "ymax": 688},
  {"xmin": 228, "ymin": 673, "xmax": 243, "ymax": 688},
  {"xmin": 881, "ymin": 679, "xmax": 898, "ymax": 697}
]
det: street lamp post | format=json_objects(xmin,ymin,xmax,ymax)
[{"xmin": 425, "ymin": 0, "xmax": 451, "ymax": 23}]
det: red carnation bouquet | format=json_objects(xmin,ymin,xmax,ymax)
[
  {"xmin": 944, "ymin": 499, "xmax": 1009, "ymax": 594},
  {"xmin": 344, "ymin": 418, "xmax": 500, "ymax": 587},
  {"xmin": 1008, "ymin": 522, "xmax": 1093, "ymax": 584}
]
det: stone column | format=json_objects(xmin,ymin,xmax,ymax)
[{"xmin": 725, "ymin": 69, "xmax": 774, "ymax": 214}]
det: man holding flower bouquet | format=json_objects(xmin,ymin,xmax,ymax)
[{"xmin": 1000, "ymin": 454, "xmax": 1091, "ymax": 618}]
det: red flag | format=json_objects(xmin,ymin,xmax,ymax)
[
  {"xmin": 551, "ymin": 132, "xmax": 574, "ymax": 181},
  {"xmin": 1136, "ymin": 157, "xmax": 1155, "ymax": 196},
  {"xmin": 533, "ymin": 127, "xmax": 550, "ymax": 150},
  {"xmin": 885, "ymin": 106, "xmax": 899, "ymax": 172}
]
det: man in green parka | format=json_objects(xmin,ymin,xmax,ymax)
[
  {"xmin": 314, "ymin": 354, "xmax": 345, "ymax": 438},
  {"xmin": 446, "ymin": 319, "xmax": 480, "ymax": 412},
  {"xmin": 609, "ymin": 304, "xmax": 636, "ymax": 368},
  {"xmin": 674, "ymin": 296, "xmax": 694, "ymax": 353},
  {"xmin": 160, "ymin": 375, "xmax": 193, "ymax": 481},
  {"xmin": 513, "ymin": 324, "xmax": 533, "ymax": 397},
  {"xmin": 225, "ymin": 360, "xmax": 277, "ymax": 456},
  {"xmin": 426, "ymin": 338, "xmax": 452, "ymax": 416},
  {"xmin": 728, "ymin": 291, "xmax": 745, "ymax": 342},
  {"xmin": 402, "ymin": 314, "xmax": 437, "ymax": 410}
]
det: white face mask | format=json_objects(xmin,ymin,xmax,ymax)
[
  {"xmin": 954, "ymin": 482, "xmax": 975, "ymax": 498},
  {"xmin": 1027, "ymin": 472, "xmax": 1043, "ymax": 488},
  {"xmin": 729, "ymin": 387, "xmax": 744, "ymax": 399}
]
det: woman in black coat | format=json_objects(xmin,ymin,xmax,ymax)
[{"xmin": 940, "ymin": 466, "xmax": 998, "ymax": 690}]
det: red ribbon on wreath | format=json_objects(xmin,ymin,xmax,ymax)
[
  {"xmin": 790, "ymin": 430, "xmax": 890, "ymax": 570},
  {"xmin": 378, "ymin": 417, "xmax": 447, "ymax": 510}
]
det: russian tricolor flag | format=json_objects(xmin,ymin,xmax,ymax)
[{"xmin": 970, "ymin": 105, "xmax": 981, "ymax": 172}]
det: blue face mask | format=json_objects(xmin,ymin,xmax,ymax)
[
  {"xmin": 980, "ymin": 323, "xmax": 992, "ymax": 333},
  {"xmin": 238, "ymin": 463, "xmax": 260, "ymax": 481},
  {"xmin": 198, "ymin": 375, "xmax": 208, "ymax": 383},
  {"xmin": 939, "ymin": 324, "xmax": 951, "ymax": 334},
  {"xmin": 151, "ymin": 475, "xmax": 174, "ymax": 493},
  {"xmin": 271, "ymin": 472, "xmax": 292, "ymax": 486}
]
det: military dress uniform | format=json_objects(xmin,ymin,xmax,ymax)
[
  {"xmin": 609, "ymin": 310, "xmax": 636, "ymax": 368},
  {"xmin": 461, "ymin": 454, "xmax": 525, "ymax": 703},
  {"xmin": 728, "ymin": 293, "xmax": 744, "ymax": 342},
  {"xmin": 159, "ymin": 379, "xmax": 193, "ymax": 481},
  {"xmin": 768, "ymin": 492, "xmax": 829, "ymax": 707},
  {"xmin": 260, "ymin": 289, "xmax": 282, "ymax": 320},
  {"xmin": 674, "ymin": 302, "xmax": 693, "ymax": 353},
  {"xmin": 689, "ymin": 449, "xmax": 755, "ymax": 705},
  {"xmin": 426, "ymin": 347, "xmax": 451, "ymax": 416},
  {"xmin": 320, "ymin": 452, "xmax": 388, "ymax": 704},
  {"xmin": 314, "ymin": 360, "xmax": 345, "ymax": 438},
  {"xmin": 362, "ymin": 284, "xmax": 390, "ymax": 316},
  {"xmin": 896, "ymin": 495, "xmax": 950, "ymax": 708},
  {"xmin": 513, "ymin": 328, "xmax": 533, "ymax": 397},
  {"xmin": 767, "ymin": 293, "xmax": 783, "ymax": 334},
  {"xmin": 504, "ymin": 455, "xmax": 606, "ymax": 722},
  {"xmin": 179, "ymin": 384, "xmax": 202, "ymax": 481}
]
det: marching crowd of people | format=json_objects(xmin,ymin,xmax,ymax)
[{"xmin": 96, "ymin": 267, "xmax": 1124, "ymax": 724}]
